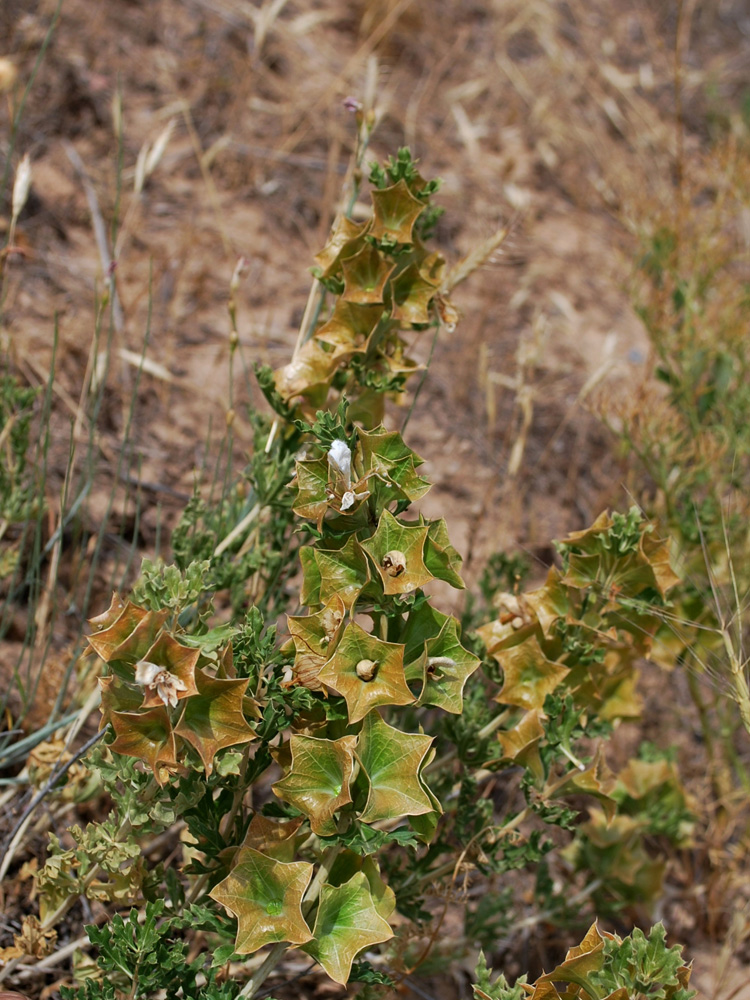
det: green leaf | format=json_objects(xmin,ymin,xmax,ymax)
[
  {"xmin": 209, "ymin": 848, "xmax": 314, "ymax": 953},
  {"xmin": 318, "ymin": 622, "xmax": 414, "ymax": 724},
  {"xmin": 174, "ymin": 669, "xmax": 255, "ymax": 776},
  {"xmin": 314, "ymin": 216, "xmax": 370, "ymax": 276},
  {"xmin": 109, "ymin": 706, "xmax": 178, "ymax": 782},
  {"xmin": 389, "ymin": 262, "xmax": 439, "ymax": 325},
  {"xmin": 359, "ymin": 509, "xmax": 433, "ymax": 595},
  {"xmin": 417, "ymin": 615, "xmax": 481, "ymax": 714},
  {"xmin": 87, "ymin": 603, "xmax": 168, "ymax": 664},
  {"xmin": 356, "ymin": 712, "xmax": 435, "ymax": 823},
  {"xmin": 291, "ymin": 456, "xmax": 330, "ymax": 526},
  {"xmin": 301, "ymin": 872, "xmax": 393, "ymax": 984},
  {"xmin": 358, "ymin": 426, "xmax": 430, "ymax": 504},
  {"xmin": 342, "ymin": 243, "xmax": 396, "ymax": 305},
  {"xmin": 287, "ymin": 594, "xmax": 346, "ymax": 690},
  {"xmin": 495, "ymin": 636, "xmax": 569, "ymax": 711},
  {"xmin": 423, "ymin": 517, "xmax": 465, "ymax": 589},
  {"xmin": 370, "ymin": 178, "xmax": 425, "ymax": 244},
  {"xmin": 327, "ymin": 852, "xmax": 396, "ymax": 920},
  {"xmin": 273, "ymin": 734, "xmax": 357, "ymax": 835},
  {"xmin": 497, "ymin": 710, "xmax": 545, "ymax": 785},
  {"xmin": 300, "ymin": 536, "xmax": 370, "ymax": 610}
]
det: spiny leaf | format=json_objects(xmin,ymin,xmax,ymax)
[
  {"xmin": 273, "ymin": 734, "xmax": 357, "ymax": 835},
  {"xmin": 553, "ymin": 747, "xmax": 618, "ymax": 821},
  {"xmin": 301, "ymin": 872, "xmax": 393, "ymax": 985},
  {"xmin": 359, "ymin": 509, "xmax": 433, "ymax": 595},
  {"xmin": 356, "ymin": 712, "xmax": 435, "ymax": 823},
  {"xmin": 370, "ymin": 178, "xmax": 425, "ymax": 244},
  {"xmin": 341, "ymin": 243, "xmax": 396, "ymax": 305},
  {"xmin": 318, "ymin": 622, "xmax": 413, "ymax": 724},
  {"xmin": 174, "ymin": 669, "xmax": 255, "ymax": 776},
  {"xmin": 239, "ymin": 815, "xmax": 304, "ymax": 862},
  {"xmin": 291, "ymin": 456, "xmax": 330, "ymax": 526},
  {"xmin": 495, "ymin": 635, "xmax": 569, "ymax": 711},
  {"xmin": 109, "ymin": 706, "xmax": 178, "ymax": 781},
  {"xmin": 209, "ymin": 848, "xmax": 314, "ymax": 953}
]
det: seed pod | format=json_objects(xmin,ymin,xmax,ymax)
[
  {"xmin": 381, "ymin": 550, "xmax": 406, "ymax": 577},
  {"xmin": 355, "ymin": 659, "xmax": 378, "ymax": 681}
]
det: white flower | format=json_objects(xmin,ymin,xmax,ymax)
[
  {"xmin": 135, "ymin": 659, "xmax": 187, "ymax": 708},
  {"xmin": 327, "ymin": 439, "xmax": 352, "ymax": 489},
  {"xmin": 340, "ymin": 490, "xmax": 356, "ymax": 511}
]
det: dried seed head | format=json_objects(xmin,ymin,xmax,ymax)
[
  {"xmin": 381, "ymin": 550, "xmax": 406, "ymax": 577},
  {"xmin": 355, "ymin": 658, "xmax": 378, "ymax": 681},
  {"xmin": 0, "ymin": 58, "xmax": 17, "ymax": 93}
]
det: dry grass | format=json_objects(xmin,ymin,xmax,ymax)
[{"xmin": 2, "ymin": 0, "xmax": 750, "ymax": 994}]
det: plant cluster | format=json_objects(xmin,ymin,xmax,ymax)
[{"xmin": 10, "ymin": 148, "xmax": 693, "ymax": 1000}]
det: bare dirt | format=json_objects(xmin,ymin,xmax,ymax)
[{"xmin": 2, "ymin": 0, "xmax": 750, "ymax": 996}]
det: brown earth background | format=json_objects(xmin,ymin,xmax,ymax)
[{"xmin": 2, "ymin": 0, "xmax": 750, "ymax": 996}]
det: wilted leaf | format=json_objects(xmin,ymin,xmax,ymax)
[
  {"xmin": 318, "ymin": 622, "xmax": 413, "ymax": 724},
  {"xmin": 274, "ymin": 339, "xmax": 338, "ymax": 401},
  {"xmin": 553, "ymin": 747, "xmax": 617, "ymax": 821},
  {"xmin": 302, "ymin": 872, "xmax": 393, "ymax": 984},
  {"xmin": 273, "ymin": 734, "xmax": 357, "ymax": 835},
  {"xmin": 210, "ymin": 848, "xmax": 314, "ymax": 952},
  {"xmin": 356, "ymin": 712, "xmax": 435, "ymax": 823},
  {"xmin": 174, "ymin": 669, "xmax": 255, "ymax": 776},
  {"xmin": 315, "ymin": 301, "xmax": 383, "ymax": 355},
  {"xmin": 291, "ymin": 456, "xmax": 330, "ymax": 526}
]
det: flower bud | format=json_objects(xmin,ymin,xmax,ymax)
[
  {"xmin": 381, "ymin": 550, "xmax": 406, "ymax": 577},
  {"xmin": 355, "ymin": 658, "xmax": 378, "ymax": 681}
]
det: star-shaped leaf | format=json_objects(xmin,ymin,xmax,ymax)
[
  {"xmin": 318, "ymin": 622, "xmax": 413, "ymax": 724},
  {"xmin": 88, "ymin": 591, "xmax": 127, "ymax": 631},
  {"xmin": 273, "ymin": 734, "xmax": 357, "ymax": 835},
  {"xmin": 110, "ymin": 705, "xmax": 178, "ymax": 782},
  {"xmin": 174, "ymin": 669, "xmax": 255, "ymax": 776},
  {"xmin": 301, "ymin": 872, "xmax": 393, "ymax": 985},
  {"xmin": 496, "ymin": 710, "xmax": 545, "ymax": 785},
  {"xmin": 314, "ymin": 301, "xmax": 383, "ymax": 355},
  {"xmin": 389, "ymin": 263, "xmax": 439, "ymax": 325},
  {"xmin": 240, "ymin": 815, "xmax": 304, "ymax": 862},
  {"xmin": 274, "ymin": 339, "xmax": 338, "ymax": 401},
  {"xmin": 327, "ymin": 852, "xmax": 396, "ymax": 920},
  {"xmin": 99, "ymin": 672, "xmax": 143, "ymax": 726},
  {"xmin": 495, "ymin": 635, "xmax": 569, "ymax": 711},
  {"xmin": 210, "ymin": 848, "xmax": 313, "ymax": 953},
  {"xmin": 422, "ymin": 517, "xmax": 465, "ymax": 589},
  {"xmin": 314, "ymin": 216, "xmax": 370, "ymax": 276},
  {"xmin": 87, "ymin": 603, "xmax": 167, "ymax": 664},
  {"xmin": 553, "ymin": 746, "xmax": 617, "ymax": 821},
  {"xmin": 357, "ymin": 425, "xmax": 431, "ymax": 509},
  {"xmin": 524, "ymin": 567, "xmax": 570, "ymax": 639},
  {"xmin": 137, "ymin": 632, "xmax": 200, "ymax": 708},
  {"xmin": 287, "ymin": 594, "xmax": 346, "ymax": 691},
  {"xmin": 300, "ymin": 536, "xmax": 370, "ymax": 610},
  {"xmin": 416, "ymin": 615, "xmax": 481, "ymax": 714},
  {"xmin": 341, "ymin": 243, "xmax": 395, "ymax": 304},
  {"xmin": 370, "ymin": 178, "xmax": 425, "ymax": 244},
  {"xmin": 356, "ymin": 712, "xmax": 434, "ymax": 823},
  {"xmin": 291, "ymin": 456, "xmax": 330, "ymax": 526},
  {"xmin": 359, "ymin": 509, "xmax": 433, "ymax": 595}
]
